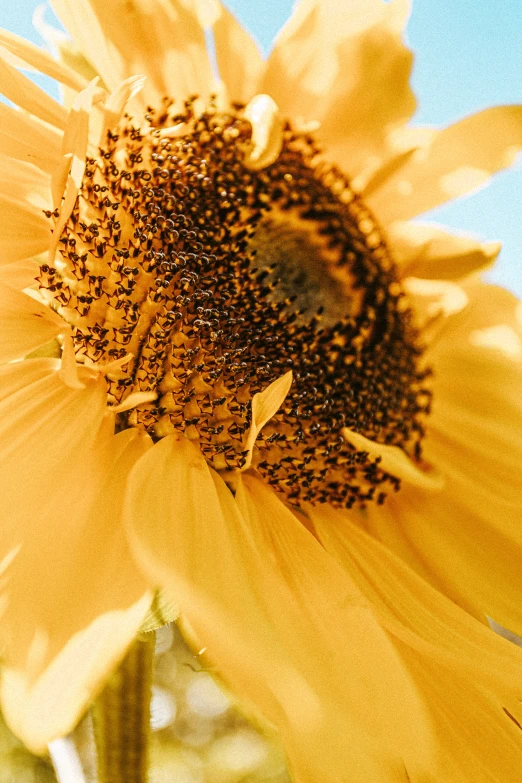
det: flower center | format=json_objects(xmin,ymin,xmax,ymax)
[{"xmin": 41, "ymin": 100, "xmax": 431, "ymax": 508}]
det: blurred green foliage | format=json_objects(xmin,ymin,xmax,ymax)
[{"xmin": 0, "ymin": 625, "xmax": 291, "ymax": 783}]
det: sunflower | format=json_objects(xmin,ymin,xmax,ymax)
[{"xmin": 1, "ymin": 0, "xmax": 522, "ymax": 780}]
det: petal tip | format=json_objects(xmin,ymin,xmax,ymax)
[{"xmin": 243, "ymin": 94, "xmax": 284, "ymax": 171}]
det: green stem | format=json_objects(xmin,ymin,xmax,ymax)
[{"xmin": 92, "ymin": 634, "xmax": 154, "ymax": 783}]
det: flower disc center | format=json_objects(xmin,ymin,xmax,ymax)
[
  {"xmin": 45, "ymin": 101, "xmax": 431, "ymax": 508},
  {"xmin": 248, "ymin": 212, "xmax": 363, "ymax": 327}
]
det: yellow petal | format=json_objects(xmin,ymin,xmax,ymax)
[
  {"xmin": 364, "ymin": 282, "xmax": 522, "ymax": 638},
  {"xmin": 316, "ymin": 7, "xmax": 416, "ymax": 178},
  {"xmin": 50, "ymin": 80, "xmax": 98, "ymax": 259},
  {"xmin": 0, "ymin": 27, "xmax": 88, "ymax": 92},
  {"xmin": 2, "ymin": 597, "xmax": 151, "ymax": 754},
  {"xmin": 212, "ymin": 3, "xmax": 264, "ymax": 105},
  {"xmin": 0, "ymin": 260, "xmax": 40, "ymax": 290},
  {"xmin": 0, "ymin": 47, "xmax": 67, "ymax": 129},
  {"xmin": 50, "ymin": 0, "xmax": 215, "ymax": 106},
  {"xmin": 311, "ymin": 506, "xmax": 522, "ymax": 781},
  {"xmin": 388, "ymin": 220, "xmax": 501, "ymax": 280},
  {"xmin": 262, "ymin": 0, "xmax": 389, "ymax": 119},
  {"xmin": 368, "ymin": 105, "xmax": 522, "ymax": 221},
  {"xmin": 243, "ymin": 370, "xmax": 292, "ymax": 468},
  {"xmin": 342, "ymin": 425, "xmax": 443, "ymax": 490},
  {"xmin": 243, "ymin": 94, "xmax": 284, "ymax": 170},
  {"xmin": 425, "ymin": 282, "xmax": 522, "ymax": 505},
  {"xmin": 0, "ymin": 410, "xmax": 153, "ymax": 751},
  {"xmin": 356, "ymin": 145, "xmax": 419, "ymax": 196},
  {"xmin": 403, "ymin": 277, "xmax": 469, "ymax": 336},
  {"xmin": 125, "ymin": 435, "xmax": 315, "ymax": 724},
  {"xmin": 0, "ymin": 284, "xmax": 68, "ymax": 363},
  {"xmin": 0, "ymin": 196, "xmax": 51, "ymax": 264},
  {"xmin": 99, "ymin": 75, "xmax": 146, "ymax": 143},
  {"xmin": 109, "ymin": 390, "xmax": 157, "ymax": 413},
  {"xmin": 0, "ymin": 154, "xmax": 52, "ymax": 212},
  {"xmin": 60, "ymin": 79, "xmax": 98, "ymax": 184},
  {"xmin": 50, "ymin": 0, "xmax": 124, "ymax": 91},
  {"xmin": 312, "ymin": 505, "xmax": 522, "ymax": 690},
  {"xmin": 32, "ymin": 6, "xmax": 103, "ymax": 108},
  {"xmin": 236, "ymin": 475, "xmax": 437, "ymax": 769},
  {"xmin": 126, "ymin": 437, "xmax": 440, "ymax": 779},
  {"xmin": 262, "ymin": 0, "xmax": 414, "ymax": 178},
  {"xmin": 0, "ymin": 103, "xmax": 62, "ymax": 174}
]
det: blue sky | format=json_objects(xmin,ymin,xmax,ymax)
[{"xmin": 1, "ymin": 0, "xmax": 521, "ymax": 294}]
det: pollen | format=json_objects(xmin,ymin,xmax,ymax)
[{"xmin": 40, "ymin": 98, "xmax": 431, "ymax": 508}]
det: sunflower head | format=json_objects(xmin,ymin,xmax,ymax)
[
  {"xmin": 39, "ymin": 93, "xmax": 431, "ymax": 509},
  {"xmin": 1, "ymin": 2, "xmax": 522, "ymax": 781}
]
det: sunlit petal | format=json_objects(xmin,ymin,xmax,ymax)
[
  {"xmin": 368, "ymin": 106, "xmax": 522, "ymax": 221},
  {"xmin": 0, "ymin": 27, "xmax": 88, "ymax": 92},
  {"xmin": 126, "ymin": 436, "xmax": 436, "ymax": 778},
  {"xmin": 212, "ymin": 3, "xmax": 264, "ymax": 105},
  {"xmin": 311, "ymin": 506, "xmax": 522, "ymax": 781},
  {"xmin": 0, "ymin": 407, "xmax": 153, "ymax": 751},
  {"xmin": 50, "ymin": 0, "xmax": 215, "ymax": 106},
  {"xmin": 263, "ymin": 0, "xmax": 415, "ymax": 177},
  {"xmin": 0, "ymin": 47, "xmax": 67, "ymax": 129},
  {"xmin": 364, "ymin": 283, "xmax": 522, "ymax": 637},
  {"xmin": 0, "ymin": 103, "xmax": 62, "ymax": 174},
  {"xmin": 0, "ymin": 284, "xmax": 68, "ymax": 363},
  {"xmin": 388, "ymin": 221, "xmax": 501, "ymax": 280}
]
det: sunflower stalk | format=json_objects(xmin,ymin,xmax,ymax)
[{"xmin": 92, "ymin": 634, "xmax": 154, "ymax": 783}]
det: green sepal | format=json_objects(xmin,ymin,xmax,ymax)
[{"xmin": 140, "ymin": 590, "xmax": 178, "ymax": 633}]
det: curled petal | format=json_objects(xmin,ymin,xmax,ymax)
[
  {"xmin": 50, "ymin": 79, "xmax": 98, "ymax": 260},
  {"xmin": 243, "ymin": 94, "xmax": 284, "ymax": 170},
  {"xmin": 100, "ymin": 75, "xmax": 146, "ymax": 142},
  {"xmin": 342, "ymin": 426, "xmax": 444, "ymax": 490},
  {"xmin": 243, "ymin": 370, "xmax": 293, "ymax": 469}
]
